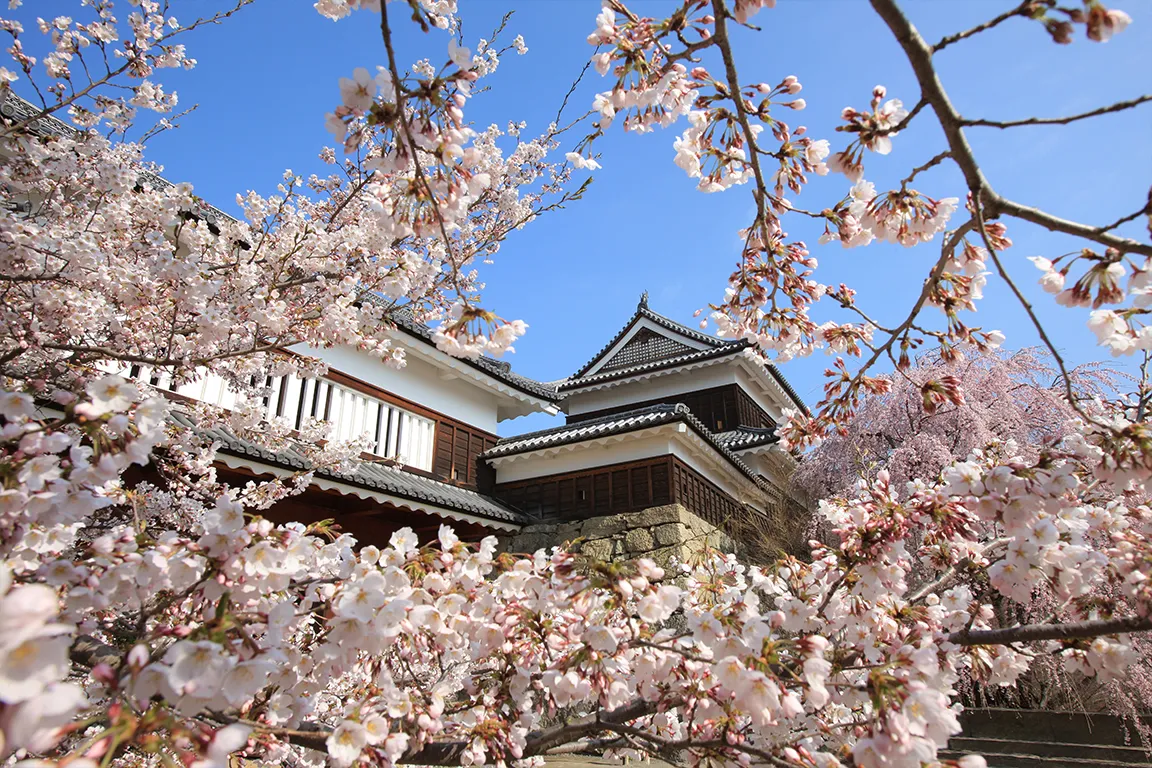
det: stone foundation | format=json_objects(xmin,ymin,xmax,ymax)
[{"xmin": 502, "ymin": 504, "xmax": 733, "ymax": 567}]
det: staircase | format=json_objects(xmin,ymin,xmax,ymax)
[{"xmin": 942, "ymin": 708, "xmax": 1152, "ymax": 767}]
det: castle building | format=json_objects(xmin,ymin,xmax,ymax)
[
  {"xmin": 177, "ymin": 292, "xmax": 807, "ymax": 562},
  {"xmin": 4, "ymin": 94, "xmax": 807, "ymax": 559}
]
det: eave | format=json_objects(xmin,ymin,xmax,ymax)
[{"xmin": 216, "ymin": 453, "xmax": 521, "ymax": 532}]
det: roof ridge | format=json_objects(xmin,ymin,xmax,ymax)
[
  {"xmin": 559, "ymin": 343, "xmax": 748, "ymax": 390},
  {"xmin": 638, "ymin": 306, "xmax": 734, "ymax": 348},
  {"xmin": 493, "ymin": 403, "xmax": 680, "ymax": 445},
  {"xmin": 569, "ymin": 302, "xmax": 736, "ymax": 380},
  {"xmin": 719, "ymin": 425, "xmax": 777, "ymax": 435}
]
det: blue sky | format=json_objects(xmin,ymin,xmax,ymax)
[{"xmin": 12, "ymin": 1, "xmax": 1152, "ymax": 435}]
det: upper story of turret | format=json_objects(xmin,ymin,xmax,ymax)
[{"xmin": 558, "ymin": 293, "xmax": 806, "ymax": 436}]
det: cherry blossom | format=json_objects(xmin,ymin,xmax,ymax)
[{"xmin": 0, "ymin": 0, "xmax": 1145, "ymax": 766}]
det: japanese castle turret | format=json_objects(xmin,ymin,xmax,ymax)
[{"xmin": 487, "ymin": 294, "xmax": 807, "ymax": 564}]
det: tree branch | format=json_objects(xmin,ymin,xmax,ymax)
[
  {"xmin": 869, "ymin": 0, "xmax": 990, "ymax": 195},
  {"xmin": 950, "ymin": 615, "xmax": 1152, "ymax": 646},
  {"xmin": 900, "ymin": 149, "xmax": 951, "ymax": 189},
  {"xmin": 962, "ymin": 94, "xmax": 1152, "ymax": 129},
  {"xmin": 869, "ymin": 0, "xmax": 1152, "ymax": 257},
  {"xmin": 238, "ymin": 697, "xmax": 669, "ymax": 764},
  {"xmin": 933, "ymin": 1, "xmax": 1035, "ymax": 52},
  {"xmin": 992, "ymin": 195, "xmax": 1152, "ymax": 255}
]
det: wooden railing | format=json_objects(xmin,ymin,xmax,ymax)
[{"xmin": 119, "ymin": 365, "xmax": 436, "ymax": 472}]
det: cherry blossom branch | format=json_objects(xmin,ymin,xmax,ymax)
[
  {"xmin": 870, "ymin": 0, "xmax": 1152, "ymax": 257},
  {"xmin": 993, "ymin": 196, "xmax": 1152, "ymax": 255},
  {"xmin": 961, "ymin": 94, "xmax": 1152, "ymax": 129},
  {"xmin": 972, "ymin": 199, "xmax": 1090, "ymax": 421},
  {"xmin": 710, "ymin": 0, "xmax": 771, "ymax": 223},
  {"xmin": 378, "ymin": 1, "xmax": 465, "ymax": 299},
  {"xmin": 41, "ymin": 341, "xmax": 298, "ymax": 369},
  {"xmin": 900, "ymin": 149, "xmax": 951, "ymax": 189},
  {"xmin": 822, "ymin": 218, "xmax": 977, "ymax": 410},
  {"xmin": 0, "ymin": 3, "xmax": 252, "ymax": 136},
  {"xmin": 906, "ymin": 539, "xmax": 1009, "ymax": 603},
  {"xmin": 950, "ymin": 615, "xmax": 1152, "ymax": 646},
  {"xmin": 932, "ymin": 1, "xmax": 1037, "ymax": 52},
  {"xmin": 233, "ymin": 696, "xmax": 669, "ymax": 763},
  {"xmin": 874, "ymin": 96, "xmax": 927, "ymax": 137}
]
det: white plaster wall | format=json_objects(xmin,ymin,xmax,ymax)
[
  {"xmin": 565, "ymin": 363, "xmax": 738, "ymax": 416},
  {"xmin": 292, "ymin": 344, "xmax": 500, "ymax": 433},
  {"xmin": 566, "ymin": 358, "xmax": 790, "ymax": 425},
  {"xmin": 738, "ymin": 451, "xmax": 771, "ymax": 477}
]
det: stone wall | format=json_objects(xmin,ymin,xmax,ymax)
[{"xmin": 502, "ymin": 504, "xmax": 733, "ymax": 567}]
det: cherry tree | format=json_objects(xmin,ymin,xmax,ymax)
[
  {"xmin": 0, "ymin": 1, "xmax": 1148, "ymax": 768},
  {"xmin": 791, "ymin": 348, "xmax": 1152, "ymax": 717},
  {"xmin": 792, "ymin": 348, "xmax": 1119, "ymax": 499}
]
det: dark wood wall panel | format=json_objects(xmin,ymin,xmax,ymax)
[
  {"xmin": 492, "ymin": 454, "xmax": 744, "ymax": 530},
  {"xmin": 735, "ymin": 387, "xmax": 774, "ymax": 429},
  {"xmin": 570, "ymin": 384, "xmax": 773, "ymax": 432},
  {"xmin": 433, "ymin": 421, "xmax": 498, "ymax": 490},
  {"xmin": 670, "ymin": 457, "xmax": 746, "ymax": 529},
  {"xmin": 494, "ymin": 457, "xmax": 674, "ymax": 521}
]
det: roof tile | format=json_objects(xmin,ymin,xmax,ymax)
[{"xmin": 170, "ymin": 411, "xmax": 527, "ymax": 524}]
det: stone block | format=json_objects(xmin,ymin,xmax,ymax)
[
  {"xmin": 624, "ymin": 527, "xmax": 655, "ymax": 553},
  {"xmin": 508, "ymin": 533, "xmax": 551, "ymax": 554},
  {"xmin": 554, "ymin": 523, "xmax": 582, "ymax": 544},
  {"xmin": 580, "ymin": 539, "xmax": 613, "ymax": 561},
  {"xmin": 654, "ymin": 523, "xmax": 687, "ymax": 547},
  {"xmin": 628, "ymin": 504, "xmax": 688, "ymax": 529},
  {"xmin": 645, "ymin": 544, "xmax": 687, "ymax": 569},
  {"xmin": 578, "ymin": 513, "xmax": 632, "ymax": 539}
]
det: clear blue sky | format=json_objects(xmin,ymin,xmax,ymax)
[{"xmin": 13, "ymin": 1, "xmax": 1152, "ymax": 435}]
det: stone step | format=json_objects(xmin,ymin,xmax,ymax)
[
  {"xmin": 940, "ymin": 749, "xmax": 1147, "ymax": 768},
  {"xmin": 960, "ymin": 709, "xmax": 1152, "ymax": 748},
  {"xmin": 948, "ymin": 737, "xmax": 1152, "ymax": 764}
]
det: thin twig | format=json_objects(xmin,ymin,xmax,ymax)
[
  {"xmin": 962, "ymin": 94, "xmax": 1152, "ymax": 129},
  {"xmin": 900, "ymin": 149, "xmax": 951, "ymax": 189},
  {"xmin": 972, "ymin": 199, "xmax": 1093, "ymax": 423},
  {"xmin": 933, "ymin": 1, "xmax": 1035, "ymax": 52},
  {"xmin": 555, "ymin": 58, "xmax": 594, "ymax": 128},
  {"xmin": 875, "ymin": 96, "xmax": 927, "ymax": 137},
  {"xmin": 869, "ymin": 0, "xmax": 1152, "ymax": 258},
  {"xmin": 1096, "ymin": 195, "xmax": 1152, "ymax": 233}
]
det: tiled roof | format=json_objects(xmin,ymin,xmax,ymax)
[
  {"xmin": 558, "ymin": 343, "xmax": 746, "ymax": 391},
  {"xmin": 571, "ymin": 298, "xmax": 731, "ymax": 380},
  {"xmin": 484, "ymin": 403, "xmax": 774, "ymax": 491},
  {"xmin": 3, "ymin": 93, "xmax": 556, "ymax": 406},
  {"xmin": 170, "ymin": 411, "xmax": 527, "ymax": 525},
  {"xmin": 359, "ymin": 297, "xmax": 559, "ymax": 402},
  {"xmin": 714, "ymin": 426, "xmax": 779, "ymax": 451},
  {"xmin": 560, "ymin": 298, "xmax": 809, "ymax": 415}
]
